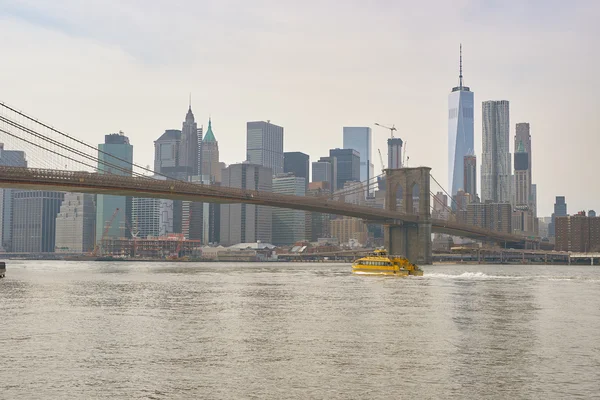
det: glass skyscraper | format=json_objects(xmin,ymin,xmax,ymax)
[
  {"xmin": 448, "ymin": 45, "xmax": 474, "ymax": 197},
  {"xmin": 246, "ymin": 121, "xmax": 284, "ymax": 175},
  {"xmin": 343, "ymin": 127, "xmax": 373, "ymax": 189},
  {"xmin": 272, "ymin": 173, "xmax": 306, "ymax": 245},
  {"xmin": 96, "ymin": 133, "xmax": 133, "ymax": 243}
]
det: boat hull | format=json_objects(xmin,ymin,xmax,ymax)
[{"xmin": 352, "ymin": 266, "xmax": 409, "ymax": 276}]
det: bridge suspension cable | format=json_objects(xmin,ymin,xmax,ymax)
[
  {"xmin": 429, "ymin": 173, "xmax": 463, "ymax": 212},
  {"xmin": 0, "ymin": 102, "xmax": 186, "ymax": 183}
]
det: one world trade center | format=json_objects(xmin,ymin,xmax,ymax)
[{"xmin": 448, "ymin": 45, "xmax": 474, "ymax": 202}]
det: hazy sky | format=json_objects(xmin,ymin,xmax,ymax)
[{"xmin": 0, "ymin": 0, "xmax": 598, "ymax": 216}]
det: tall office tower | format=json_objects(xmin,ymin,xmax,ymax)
[
  {"xmin": 307, "ymin": 182, "xmax": 331, "ymax": 241},
  {"xmin": 12, "ymin": 190, "xmax": 64, "ymax": 252},
  {"xmin": 179, "ymin": 104, "xmax": 199, "ymax": 177},
  {"xmin": 220, "ymin": 163, "xmax": 273, "ymax": 245},
  {"xmin": 312, "ymin": 157, "xmax": 336, "ymax": 190},
  {"xmin": 0, "ymin": 144, "xmax": 27, "ymax": 251},
  {"xmin": 201, "ymin": 119, "xmax": 221, "ymax": 183},
  {"xmin": 196, "ymin": 126, "xmax": 203, "ymax": 178},
  {"xmin": 448, "ymin": 45, "xmax": 475, "ymax": 197},
  {"xmin": 96, "ymin": 133, "xmax": 133, "ymax": 243},
  {"xmin": 329, "ymin": 148, "xmax": 360, "ymax": 190},
  {"xmin": 154, "ymin": 130, "xmax": 185, "ymax": 178},
  {"xmin": 481, "ymin": 100, "xmax": 511, "ymax": 203},
  {"xmin": 154, "ymin": 129, "xmax": 186, "ymax": 234},
  {"xmin": 463, "ymin": 154, "xmax": 477, "ymax": 200},
  {"xmin": 284, "ymin": 152, "xmax": 309, "ymax": 188},
  {"xmin": 515, "ymin": 122, "xmax": 534, "ymax": 208},
  {"xmin": 181, "ymin": 176, "xmax": 206, "ymax": 241},
  {"xmin": 388, "ymin": 138, "xmax": 403, "ymax": 169},
  {"xmin": 432, "ymin": 191, "xmax": 449, "ymax": 220},
  {"xmin": 55, "ymin": 193, "xmax": 96, "ymax": 253},
  {"xmin": 272, "ymin": 173, "xmax": 306, "ymax": 245},
  {"xmin": 514, "ymin": 141, "xmax": 530, "ymax": 206},
  {"xmin": 246, "ymin": 121, "xmax": 284, "ymax": 174},
  {"xmin": 343, "ymin": 127, "xmax": 374, "ymax": 186},
  {"xmin": 549, "ymin": 196, "xmax": 567, "ymax": 237}
]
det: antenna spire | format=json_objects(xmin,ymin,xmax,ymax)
[
  {"xmin": 459, "ymin": 44, "xmax": 463, "ymax": 88},
  {"xmin": 189, "ymin": 92, "xmax": 192, "ymax": 110}
]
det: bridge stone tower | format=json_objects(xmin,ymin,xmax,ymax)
[{"xmin": 384, "ymin": 167, "xmax": 432, "ymax": 264}]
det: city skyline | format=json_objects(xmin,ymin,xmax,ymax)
[{"xmin": 0, "ymin": 2, "xmax": 598, "ymax": 217}]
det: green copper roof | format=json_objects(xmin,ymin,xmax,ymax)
[{"xmin": 203, "ymin": 118, "xmax": 216, "ymax": 142}]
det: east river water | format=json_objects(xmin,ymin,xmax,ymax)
[{"xmin": 1, "ymin": 261, "xmax": 600, "ymax": 399}]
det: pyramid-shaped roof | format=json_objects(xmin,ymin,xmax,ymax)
[{"xmin": 203, "ymin": 118, "xmax": 216, "ymax": 142}]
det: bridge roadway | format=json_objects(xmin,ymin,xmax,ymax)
[{"xmin": 0, "ymin": 166, "xmax": 546, "ymax": 248}]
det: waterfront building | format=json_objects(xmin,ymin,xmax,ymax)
[
  {"xmin": 272, "ymin": 173, "xmax": 306, "ymax": 246},
  {"xmin": 329, "ymin": 148, "xmax": 360, "ymax": 190},
  {"xmin": 343, "ymin": 127, "xmax": 374, "ymax": 188},
  {"xmin": 220, "ymin": 163, "xmax": 273, "ymax": 246},
  {"xmin": 12, "ymin": 190, "xmax": 64, "ymax": 252},
  {"xmin": 0, "ymin": 144, "xmax": 27, "ymax": 251},
  {"xmin": 556, "ymin": 212, "xmax": 600, "ymax": 252},
  {"xmin": 246, "ymin": 121, "xmax": 284, "ymax": 174},
  {"xmin": 481, "ymin": 100, "xmax": 511, "ymax": 203},
  {"xmin": 55, "ymin": 193, "xmax": 96, "ymax": 253},
  {"xmin": 132, "ymin": 197, "xmax": 161, "ymax": 239},
  {"xmin": 330, "ymin": 217, "xmax": 368, "ymax": 246},
  {"xmin": 284, "ymin": 152, "xmax": 309, "ymax": 188},
  {"xmin": 96, "ymin": 133, "xmax": 133, "ymax": 243},
  {"xmin": 448, "ymin": 45, "xmax": 475, "ymax": 197}
]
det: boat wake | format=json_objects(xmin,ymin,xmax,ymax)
[{"xmin": 425, "ymin": 272, "xmax": 522, "ymax": 280}]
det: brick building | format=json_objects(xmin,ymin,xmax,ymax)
[{"xmin": 555, "ymin": 212, "xmax": 600, "ymax": 252}]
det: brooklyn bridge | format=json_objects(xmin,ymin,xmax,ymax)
[{"xmin": 0, "ymin": 101, "xmax": 548, "ymax": 264}]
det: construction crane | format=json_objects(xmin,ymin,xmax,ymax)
[
  {"xmin": 377, "ymin": 148, "xmax": 385, "ymax": 173},
  {"xmin": 91, "ymin": 208, "xmax": 120, "ymax": 256},
  {"xmin": 374, "ymin": 122, "xmax": 397, "ymax": 139}
]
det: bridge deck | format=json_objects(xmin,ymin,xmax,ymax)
[{"xmin": 0, "ymin": 166, "xmax": 546, "ymax": 247}]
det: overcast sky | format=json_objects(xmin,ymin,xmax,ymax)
[{"xmin": 0, "ymin": 0, "xmax": 598, "ymax": 216}]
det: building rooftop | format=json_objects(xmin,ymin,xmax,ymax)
[
  {"xmin": 228, "ymin": 242, "xmax": 276, "ymax": 250},
  {"xmin": 156, "ymin": 129, "xmax": 182, "ymax": 141}
]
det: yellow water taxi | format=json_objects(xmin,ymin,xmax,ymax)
[{"xmin": 352, "ymin": 249, "xmax": 423, "ymax": 276}]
